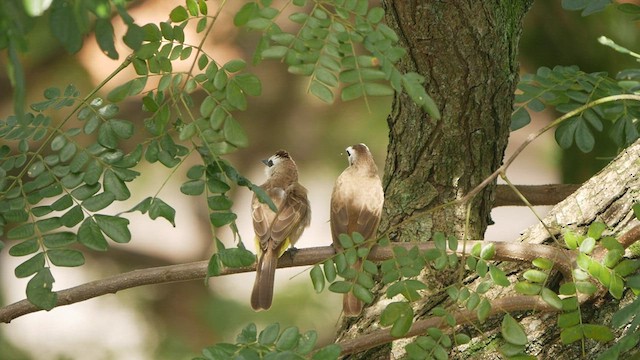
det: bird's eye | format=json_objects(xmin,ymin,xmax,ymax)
[
  {"xmin": 346, "ymin": 150, "xmax": 351, "ymax": 157},
  {"xmin": 268, "ymin": 160, "xmax": 274, "ymax": 167}
]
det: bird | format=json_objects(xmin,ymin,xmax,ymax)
[
  {"xmin": 251, "ymin": 150, "xmax": 311, "ymax": 311},
  {"xmin": 330, "ymin": 143, "xmax": 384, "ymax": 316}
]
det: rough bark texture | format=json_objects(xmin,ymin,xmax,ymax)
[
  {"xmin": 335, "ymin": 2, "xmax": 533, "ymax": 358},
  {"xmin": 379, "ymin": 1, "xmax": 532, "ymax": 241},
  {"xmin": 455, "ymin": 139, "xmax": 640, "ymax": 359}
]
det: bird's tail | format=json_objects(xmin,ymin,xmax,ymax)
[
  {"xmin": 343, "ymin": 259, "xmax": 364, "ymax": 317},
  {"xmin": 251, "ymin": 248, "xmax": 278, "ymax": 311}
]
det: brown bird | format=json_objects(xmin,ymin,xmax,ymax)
[
  {"xmin": 251, "ymin": 150, "xmax": 311, "ymax": 311},
  {"xmin": 330, "ymin": 143, "xmax": 384, "ymax": 316}
]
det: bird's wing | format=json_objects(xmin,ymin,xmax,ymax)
[
  {"xmin": 331, "ymin": 175, "xmax": 383, "ymax": 243},
  {"xmin": 252, "ymin": 186, "xmax": 286, "ymax": 249},
  {"xmin": 269, "ymin": 183, "xmax": 310, "ymax": 250}
]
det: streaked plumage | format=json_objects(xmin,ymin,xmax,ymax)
[
  {"xmin": 330, "ymin": 143, "xmax": 384, "ymax": 316},
  {"xmin": 251, "ymin": 150, "xmax": 311, "ymax": 311}
]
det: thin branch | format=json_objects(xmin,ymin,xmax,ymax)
[
  {"xmin": 2, "ymin": 219, "xmax": 635, "ymax": 324},
  {"xmin": 493, "ymin": 184, "xmax": 580, "ymax": 207},
  {"xmin": 336, "ymin": 296, "xmax": 557, "ymax": 356},
  {"xmin": 461, "ymin": 95, "xmax": 640, "ymax": 205},
  {"xmin": 0, "ymin": 240, "xmax": 573, "ymax": 324}
]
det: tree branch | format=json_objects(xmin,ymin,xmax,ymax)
[
  {"xmin": 332, "ymin": 224, "xmax": 640, "ymax": 356},
  {"xmin": 0, "ymin": 239, "xmax": 574, "ymax": 324},
  {"xmin": 2, "ymin": 224, "xmax": 637, "ymax": 324},
  {"xmin": 493, "ymin": 184, "xmax": 580, "ymax": 207},
  {"xmin": 336, "ymin": 296, "xmax": 557, "ymax": 356}
]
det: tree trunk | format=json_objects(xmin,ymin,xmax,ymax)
[{"xmin": 335, "ymin": 1, "xmax": 533, "ymax": 358}]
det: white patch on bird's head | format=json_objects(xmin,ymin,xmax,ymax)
[
  {"xmin": 345, "ymin": 146, "xmax": 356, "ymax": 166},
  {"xmin": 263, "ymin": 150, "xmax": 290, "ymax": 176},
  {"xmin": 346, "ymin": 143, "xmax": 370, "ymax": 166}
]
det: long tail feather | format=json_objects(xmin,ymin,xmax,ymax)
[
  {"xmin": 251, "ymin": 248, "xmax": 277, "ymax": 311},
  {"xmin": 343, "ymin": 259, "xmax": 363, "ymax": 316}
]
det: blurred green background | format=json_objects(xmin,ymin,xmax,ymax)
[{"xmin": 0, "ymin": 1, "xmax": 638, "ymax": 359}]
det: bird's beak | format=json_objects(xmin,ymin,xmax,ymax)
[{"xmin": 261, "ymin": 159, "xmax": 270, "ymax": 166}]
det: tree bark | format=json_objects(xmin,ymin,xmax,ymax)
[
  {"xmin": 334, "ymin": 1, "xmax": 533, "ymax": 358},
  {"xmin": 453, "ymin": 139, "xmax": 640, "ymax": 359}
]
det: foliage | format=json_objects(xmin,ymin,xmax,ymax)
[
  {"xmin": 195, "ymin": 323, "xmax": 341, "ymax": 360},
  {"xmin": 1, "ymin": 0, "xmax": 640, "ymax": 359},
  {"xmin": 0, "ymin": 0, "xmax": 438, "ymax": 320},
  {"xmin": 0, "ymin": 0, "xmax": 144, "ymax": 117},
  {"xmin": 512, "ymin": 66, "xmax": 640, "ymax": 153},
  {"xmin": 511, "ymin": 1, "xmax": 640, "ymax": 154}
]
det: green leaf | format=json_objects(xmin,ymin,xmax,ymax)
[
  {"xmin": 489, "ymin": 265, "xmax": 510, "ymax": 287},
  {"xmin": 612, "ymin": 297, "xmax": 640, "ymax": 328},
  {"xmin": 7, "ymin": 223, "xmax": 35, "ymax": 240},
  {"xmin": 234, "ymin": 2, "xmax": 259, "ymax": 26},
  {"xmin": 312, "ymin": 344, "xmax": 341, "ymax": 360},
  {"xmin": 61, "ymin": 205, "xmax": 84, "ymax": 227},
  {"xmin": 555, "ymin": 118, "xmax": 578, "ymax": 149},
  {"xmin": 575, "ymin": 281, "xmax": 597, "ymax": 295},
  {"xmin": 532, "ymin": 257, "xmax": 554, "ymax": 270},
  {"xmin": 501, "ymin": 314, "xmax": 528, "ymax": 346},
  {"xmin": 353, "ymin": 283, "xmax": 374, "ymax": 304},
  {"xmin": 149, "ymin": 198, "xmax": 176, "ymax": 226},
  {"xmin": 511, "ymin": 107, "xmax": 531, "ymax": 131},
  {"xmin": 558, "ymin": 310, "xmax": 581, "ymax": 329},
  {"xmin": 43, "ymin": 232, "xmax": 77, "ymax": 248},
  {"xmin": 363, "ymin": 82, "xmax": 394, "ymax": 96},
  {"xmin": 560, "ymin": 325, "xmax": 583, "ymax": 344},
  {"xmin": 223, "ymin": 117, "xmax": 249, "ymax": 148},
  {"xmin": 579, "ymin": 237, "xmax": 596, "ymax": 254},
  {"xmin": 95, "ymin": 18, "xmax": 118, "ymax": 60},
  {"xmin": 276, "ymin": 326, "xmax": 300, "ymax": 351},
  {"xmin": 480, "ymin": 243, "xmax": 496, "ymax": 260},
  {"xmin": 170, "ymin": 6, "xmax": 189, "ymax": 22},
  {"xmin": 380, "ymin": 301, "xmax": 409, "ymax": 326},
  {"xmin": 514, "ymin": 282, "xmax": 542, "ymax": 295},
  {"xmin": 541, "ymin": 287, "xmax": 563, "ymax": 310},
  {"xmin": 15, "ymin": 252, "xmax": 45, "ymax": 278},
  {"xmin": 587, "ymin": 221, "xmax": 607, "ymax": 240},
  {"xmin": 328, "ymin": 281, "xmax": 351, "ymax": 294},
  {"xmin": 234, "ymin": 73, "xmax": 262, "ymax": 96},
  {"xmin": 209, "ymin": 212, "xmax": 237, "ymax": 227},
  {"xmin": 94, "ymin": 215, "xmax": 131, "ymax": 243},
  {"xmin": 82, "ymin": 192, "xmax": 116, "ymax": 212},
  {"xmin": 26, "ymin": 268, "xmax": 57, "ymax": 310},
  {"xmin": 104, "ymin": 170, "xmax": 130, "ymax": 201},
  {"xmin": 47, "ymin": 249, "xmax": 85, "ymax": 267},
  {"xmin": 258, "ymin": 323, "xmax": 280, "ymax": 345},
  {"xmin": 9, "ymin": 239, "xmax": 39, "ymax": 256},
  {"xmin": 207, "ymin": 195, "xmax": 233, "ymax": 210},
  {"xmin": 322, "ymin": 260, "xmax": 337, "ymax": 283},
  {"xmin": 78, "ymin": 217, "xmax": 109, "ymax": 251},
  {"xmin": 50, "ymin": 0, "xmax": 82, "ymax": 53},
  {"xmin": 609, "ymin": 274, "xmax": 624, "ymax": 299},
  {"xmin": 310, "ymin": 264, "xmax": 325, "ymax": 293},
  {"xmin": 218, "ymin": 247, "xmax": 255, "ymax": 268},
  {"xmin": 226, "ymin": 81, "xmax": 247, "ymax": 110},
  {"xmin": 207, "ymin": 253, "xmax": 222, "ymax": 277},
  {"xmin": 310, "ymin": 81, "xmax": 334, "ymax": 103},
  {"xmin": 476, "ymin": 298, "xmax": 491, "ymax": 322},
  {"xmin": 181, "ymin": 179, "xmax": 205, "ymax": 196},
  {"xmin": 523, "ymin": 269, "xmax": 547, "ymax": 283},
  {"xmin": 341, "ymin": 83, "xmax": 363, "ymax": 101}
]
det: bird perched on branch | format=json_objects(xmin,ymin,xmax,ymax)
[
  {"xmin": 330, "ymin": 143, "xmax": 384, "ymax": 316},
  {"xmin": 251, "ymin": 150, "xmax": 311, "ymax": 311}
]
